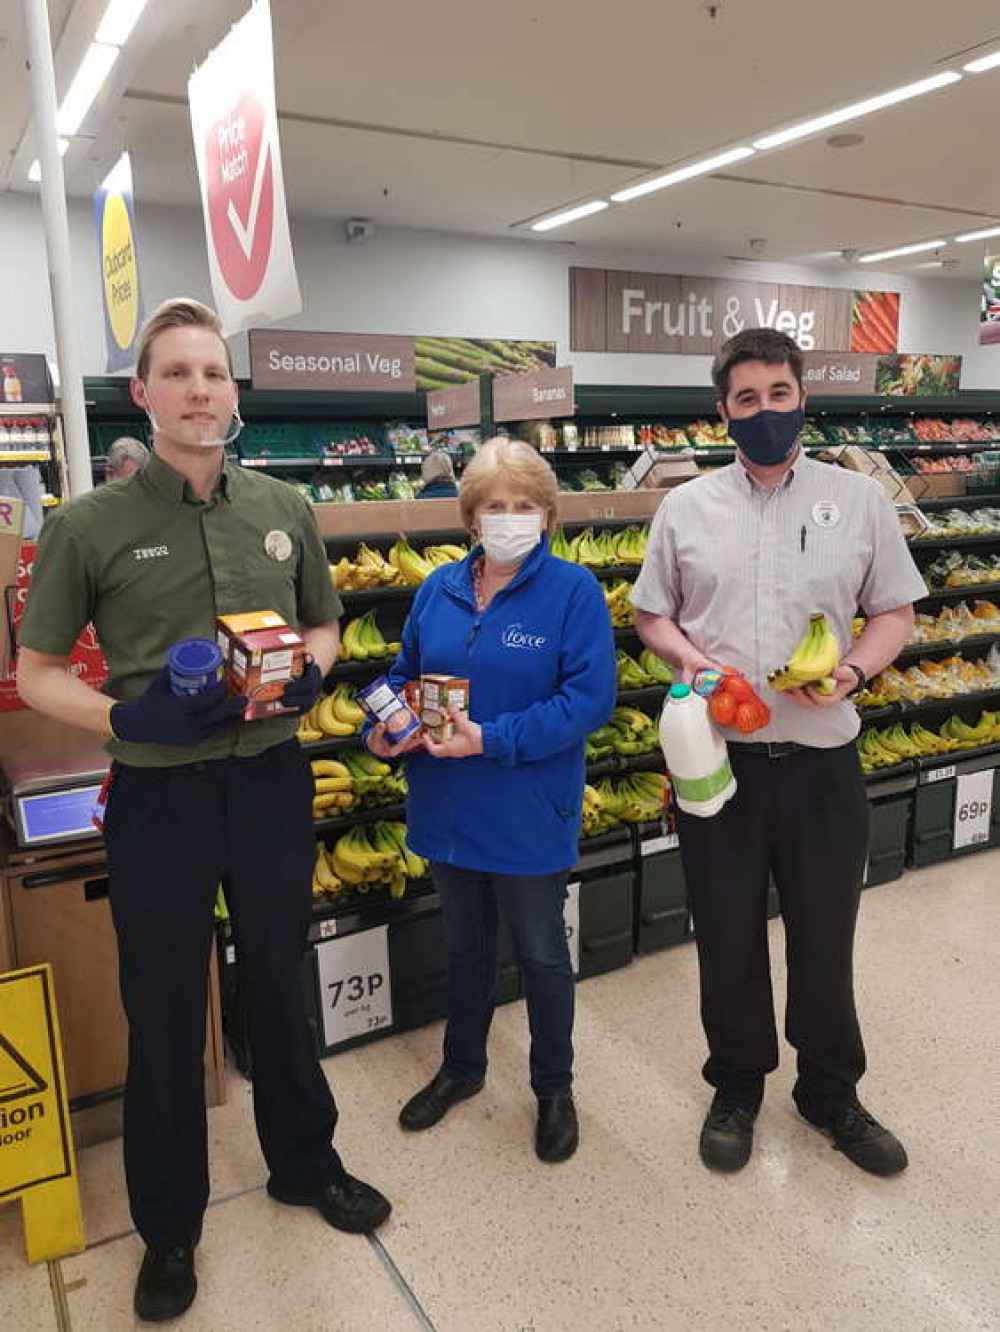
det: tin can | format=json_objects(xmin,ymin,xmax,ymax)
[
  {"xmin": 356, "ymin": 675, "xmax": 422, "ymax": 745},
  {"xmin": 168, "ymin": 638, "xmax": 223, "ymax": 696}
]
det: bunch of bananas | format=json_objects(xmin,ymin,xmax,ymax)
[
  {"xmin": 604, "ymin": 580, "xmax": 634, "ymax": 627},
  {"xmin": 587, "ymin": 707, "xmax": 659, "ymax": 760},
  {"xmin": 340, "ymin": 611, "xmax": 401, "ymax": 662},
  {"xmin": 582, "ymin": 784, "xmax": 620, "ymax": 837},
  {"xmin": 639, "ymin": 648, "xmax": 673, "ymax": 685},
  {"xmin": 591, "ymin": 773, "xmax": 670, "ymax": 827},
  {"xmin": 311, "ymin": 749, "xmax": 407, "ymax": 820},
  {"xmin": 298, "ymin": 685, "xmax": 364, "ymax": 741},
  {"xmin": 617, "ymin": 650, "xmax": 657, "ymax": 689},
  {"xmin": 326, "ymin": 822, "xmax": 428, "ymax": 899},
  {"xmin": 311, "ymin": 758, "xmax": 356, "ymax": 818},
  {"xmin": 422, "ymin": 543, "xmax": 468, "ymax": 568},
  {"xmin": 857, "ymin": 712, "xmax": 1000, "ymax": 773},
  {"xmin": 388, "ymin": 536, "xmax": 436, "ymax": 586},
  {"xmin": 550, "ymin": 526, "xmax": 648, "ymax": 567},
  {"xmin": 768, "ymin": 614, "xmax": 839, "ymax": 695},
  {"xmin": 330, "ymin": 544, "xmax": 403, "ymax": 591}
]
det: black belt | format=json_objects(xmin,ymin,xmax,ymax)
[{"xmin": 729, "ymin": 741, "xmax": 810, "ymax": 760}]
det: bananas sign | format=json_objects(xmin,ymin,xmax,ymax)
[{"xmin": 94, "ymin": 153, "xmax": 144, "ymax": 372}]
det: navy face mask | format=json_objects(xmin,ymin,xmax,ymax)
[{"xmin": 728, "ymin": 406, "xmax": 804, "ymax": 467}]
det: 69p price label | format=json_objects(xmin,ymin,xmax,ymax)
[
  {"xmin": 953, "ymin": 770, "xmax": 994, "ymax": 850},
  {"xmin": 316, "ymin": 925, "xmax": 393, "ymax": 1047}
]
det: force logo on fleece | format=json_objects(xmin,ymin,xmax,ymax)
[{"xmin": 502, "ymin": 623, "xmax": 548, "ymax": 651}]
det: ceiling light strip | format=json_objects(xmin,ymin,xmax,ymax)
[
  {"xmin": 96, "ymin": 0, "xmax": 151, "ymax": 47},
  {"xmin": 858, "ymin": 240, "xmax": 947, "ymax": 264},
  {"xmin": 531, "ymin": 200, "xmax": 610, "ymax": 232},
  {"xmin": 610, "ymin": 146, "xmax": 755, "ymax": 203},
  {"xmin": 752, "ymin": 71, "xmax": 962, "ymax": 151},
  {"xmin": 956, "ymin": 225, "xmax": 1000, "ymax": 243},
  {"xmin": 56, "ymin": 41, "xmax": 119, "ymax": 136},
  {"xmin": 964, "ymin": 50, "xmax": 1000, "ymax": 73}
]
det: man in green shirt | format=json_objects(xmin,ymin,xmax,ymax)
[{"xmin": 18, "ymin": 299, "xmax": 391, "ymax": 1323}]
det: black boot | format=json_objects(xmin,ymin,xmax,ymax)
[
  {"xmin": 536, "ymin": 1094, "xmax": 578, "ymax": 1163},
  {"xmin": 399, "ymin": 1069, "xmax": 485, "ymax": 1131},
  {"xmin": 134, "ymin": 1246, "xmax": 197, "ymax": 1322},
  {"xmin": 699, "ymin": 1096, "xmax": 757, "ymax": 1173},
  {"xmin": 799, "ymin": 1100, "xmax": 908, "ymax": 1177}
]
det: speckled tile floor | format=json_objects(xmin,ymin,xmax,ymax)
[{"xmin": 3, "ymin": 853, "xmax": 998, "ymax": 1331}]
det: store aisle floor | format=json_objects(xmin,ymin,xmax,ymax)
[{"xmin": 4, "ymin": 852, "xmax": 999, "ymax": 1331}]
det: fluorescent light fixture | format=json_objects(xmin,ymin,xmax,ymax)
[
  {"xmin": 858, "ymin": 240, "xmax": 947, "ymax": 264},
  {"xmin": 101, "ymin": 150, "xmax": 132, "ymax": 195},
  {"xmin": 956, "ymin": 225, "xmax": 1000, "ymax": 242},
  {"xmin": 611, "ymin": 147, "xmax": 755, "ymax": 203},
  {"xmin": 96, "ymin": 0, "xmax": 150, "ymax": 46},
  {"xmin": 56, "ymin": 42, "xmax": 119, "ymax": 136},
  {"xmin": 964, "ymin": 50, "xmax": 1000, "ymax": 73},
  {"xmin": 752, "ymin": 71, "xmax": 962, "ymax": 151},
  {"xmin": 28, "ymin": 139, "xmax": 70, "ymax": 182},
  {"xmin": 531, "ymin": 200, "xmax": 609, "ymax": 232}
]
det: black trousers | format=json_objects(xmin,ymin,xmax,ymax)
[
  {"xmin": 104, "ymin": 740, "xmax": 341, "ymax": 1251},
  {"xmin": 675, "ymin": 742, "xmax": 869, "ymax": 1118}
]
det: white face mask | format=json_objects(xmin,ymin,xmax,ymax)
[
  {"xmin": 480, "ymin": 512, "xmax": 543, "ymax": 567},
  {"xmin": 143, "ymin": 403, "xmax": 245, "ymax": 450}
]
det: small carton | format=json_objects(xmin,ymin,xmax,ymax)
[
  {"xmin": 216, "ymin": 611, "xmax": 306, "ymax": 721},
  {"xmin": 420, "ymin": 674, "xmax": 470, "ymax": 741}
]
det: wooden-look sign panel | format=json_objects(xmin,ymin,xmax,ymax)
[
  {"xmin": 802, "ymin": 352, "xmax": 879, "ymax": 395},
  {"xmin": 571, "ymin": 267, "xmax": 875, "ymax": 355},
  {"xmin": 426, "ymin": 380, "xmax": 481, "ymax": 430},
  {"xmin": 492, "ymin": 366, "xmax": 575, "ymax": 423},
  {"xmin": 250, "ymin": 329, "xmax": 415, "ymax": 392}
]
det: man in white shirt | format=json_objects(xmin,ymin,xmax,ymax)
[{"xmin": 632, "ymin": 328, "xmax": 926, "ymax": 1177}]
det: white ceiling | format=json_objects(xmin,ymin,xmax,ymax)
[{"xmin": 2, "ymin": 0, "xmax": 1000, "ymax": 276}]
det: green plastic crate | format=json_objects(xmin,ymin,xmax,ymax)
[
  {"xmin": 637, "ymin": 836, "xmax": 688, "ymax": 953},
  {"xmin": 575, "ymin": 860, "xmax": 635, "ymax": 980},
  {"xmin": 865, "ymin": 795, "xmax": 912, "ymax": 887}
]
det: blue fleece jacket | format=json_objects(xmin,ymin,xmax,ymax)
[{"xmin": 381, "ymin": 537, "xmax": 616, "ymax": 874}]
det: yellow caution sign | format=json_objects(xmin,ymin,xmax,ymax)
[{"xmin": 0, "ymin": 964, "xmax": 84, "ymax": 1262}]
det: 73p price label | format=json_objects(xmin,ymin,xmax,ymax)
[{"xmin": 316, "ymin": 925, "xmax": 393, "ymax": 1047}]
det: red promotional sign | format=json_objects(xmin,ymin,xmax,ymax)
[
  {"xmin": 189, "ymin": 1, "xmax": 301, "ymax": 336},
  {"xmin": 0, "ymin": 544, "xmax": 107, "ymax": 712},
  {"xmin": 204, "ymin": 92, "xmax": 274, "ymax": 301}
]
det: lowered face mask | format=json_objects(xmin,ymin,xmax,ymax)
[
  {"xmin": 728, "ymin": 406, "xmax": 804, "ymax": 467},
  {"xmin": 144, "ymin": 406, "xmax": 245, "ymax": 450},
  {"xmin": 480, "ymin": 513, "xmax": 543, "ymax": 567}
]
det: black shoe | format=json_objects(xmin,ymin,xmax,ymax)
[
  {"xmin": 398, "ymin": 1070, "xmax": 485, "ymax": 1131},
  {"xmin": 134, "ymin": 1246, "xmax": 197, "ymax": 1323},
  {"xmin": 536, "ymin": 1094, "xmax": 578, "ymax": 1163},
  {"xmin": 699, "ymin": 1098, "xmax": 757, "ymax": 1173},
  {"xmin": 266, "ymin": 1174, "xmax": 392, "ymax": 1234},
  {"xmin": 799, "ymin": 1101, "xmax": 908, "ymax": 1177}
]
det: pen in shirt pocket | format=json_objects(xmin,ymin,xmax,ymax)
[{"xmin": 800, "ymin": 525, "xmax": 806, "ymax": 553}]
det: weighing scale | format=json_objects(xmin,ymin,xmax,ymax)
[{"xmin": 0, "ymin": 713, "xmax": 109, "ymax": 850}]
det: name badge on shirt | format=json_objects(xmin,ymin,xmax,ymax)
[
  {"xmin": 812, "ymin": 501, "xmax": 840, "ymax": 529},
  {"xmin": 264, "ymin": 529, "xmax": 293, "ymax": 562}
]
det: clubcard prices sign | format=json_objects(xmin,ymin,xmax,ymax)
[
  {"xmin": 188, "ymin": 1, "xmax": 301, "ymax": 335},
  {"xmin": 93, "ymin": 153, "xmax": 144, "ymax": 372}
]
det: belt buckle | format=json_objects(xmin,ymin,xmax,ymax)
[{"xmin": 766, "ymin": 741, "xmax": 792, "ymax": 759}]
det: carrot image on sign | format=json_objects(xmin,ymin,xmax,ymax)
[{"xmin": 851, "ymin": 291, "xmax": 900, "ymax": 353}]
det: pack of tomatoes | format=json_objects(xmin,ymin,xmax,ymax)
[{"xmin": 695, "ymin": 667, "xmax": 770, "ymax": 735}]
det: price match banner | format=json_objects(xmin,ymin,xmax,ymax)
[
  {"xmin": 93, "ymin": 153, "xmax": 144, "ymax": 372},
  {"xmin": 188, "ymin": 0, "xmax": 301, "ymax": 336}
]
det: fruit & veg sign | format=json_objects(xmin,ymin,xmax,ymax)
[
  {"xmin": 93, "ymin": 153, "xmax": 144, "ymax": 372},
  {"xmin": 188, "ymin": 1, "xmax": 301, "ymax": 336},
  {"xmin": 570, "ymin": 267, "xmax": 900, "ymax": 355}
]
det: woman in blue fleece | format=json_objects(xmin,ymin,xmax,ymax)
[{"xmin": 366, "ymin": 436, "xmax": 615, "ymax": 1162}]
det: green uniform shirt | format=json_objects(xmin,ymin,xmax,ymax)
[{"xmin": 19, "ymin": 451, "xmax": 342, "ymax": 768}]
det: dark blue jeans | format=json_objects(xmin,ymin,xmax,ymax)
[{"xmin": 431, "ymin": 862, "xmax": 575, "ymax": 1098}]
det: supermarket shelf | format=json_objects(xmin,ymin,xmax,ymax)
[
  {"xmin": 617, "ymin": 684, "xmax": 670, "ymax": 706},
  {"xmin": 858, "ymin": 686, "xmax": 1000, "ymax": 725},
  {"xmin": 0, "ymin": 449, "xmax": 52, "ymax": 462},
  {"xmin": 909, "ymin": 533, "xmax": 1000, "ymax": 550},
  {"xmin": 916, "ymin": 741, "xmax": 1000, "ymax": 782},
  {"xmin": 300, "ymin": 735, "xmax": 364, "ymax": 756},
  {"xmin": 894, "ymin": 634, "xmax": 1000, "ymax": 665},
  {"xmin": 338, "ymin": 584, "xmax": 419, "ymax": 609},
  {"xmin": 309, "ymin": 878, "xmax": 437, "ymax": 929},
  {"xmin": 863, "ymin": 763, "xmax": 919, "ymax": 797},
  {"xmin": 240, "ymin": 455, "xmax": 323, "ymax": 469},
  {"xmin": 918, "ymin": 493, "xmax": 1000, "ymax": 511},
  {"xmin": 314, "ymin": 802, "xmax": 406, "ymax": 835},
  {"xmin": 918, "ymin": 582, "xmax": 1000, "ymax": 606},
  {"xmin": 592, "ymin": 564, "xmax": 640, "ymax": 583},
  {"xmin": 328, "ymin": 657, "xmax": 397, "ymax": 683}
]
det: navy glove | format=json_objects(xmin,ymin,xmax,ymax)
[
  {"xmin": 281, "ymin": 659, "xmax": 324, "ymax": 716},
  {"xmin": 111, "ymin": 667, "xmax": 247, "ymax": 746}
]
